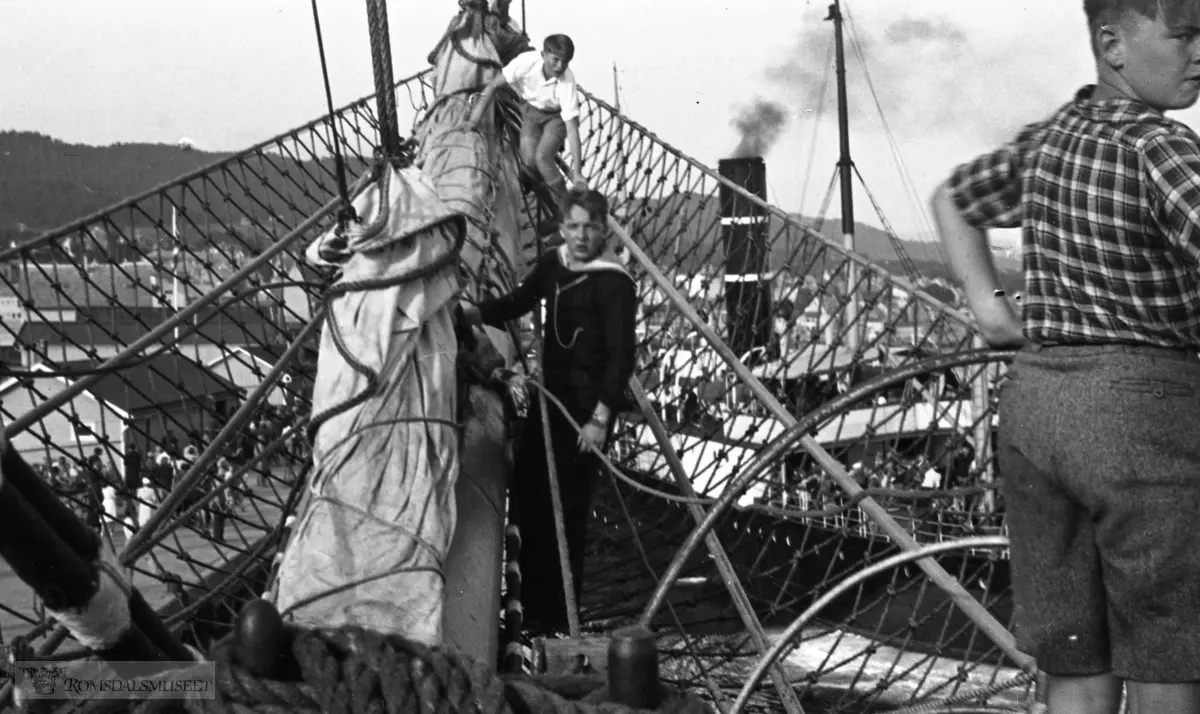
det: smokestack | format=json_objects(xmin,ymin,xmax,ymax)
[{"xmin": 718, "ymin": 156, "xmax": 773, "ymax": 361}]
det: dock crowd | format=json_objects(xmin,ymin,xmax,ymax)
[{"xmin": 30, "ymin": 405, "xmax": 303, "ymax": 544}]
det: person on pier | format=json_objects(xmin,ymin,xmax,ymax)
[
  {"xmin": 931, "ymin": 1, "xmax": 1200, "ymax": 712},
  {"xmin": 464, "ymin": 188, "xmax": 637, "ymax": 634},
  {"xmin": 123, "ymin": 442, "xmax": 142, "ymax": 528},
  {"xmin": 462, "ymin": 33, "xmax": 587, "ymax": 226}
]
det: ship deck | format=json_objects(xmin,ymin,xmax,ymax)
[{"xmin": 0, "ymin": 480, "xmax": 1028, "ymax": 712}]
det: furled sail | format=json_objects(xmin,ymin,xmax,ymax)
[{"xmin": 271, "ymin": 2, "xmax": 526, "ymax": 654}]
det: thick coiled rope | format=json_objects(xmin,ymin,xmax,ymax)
[{"xmin": 67, "ymin": 627, "xmax": 712, "ymax": 714}]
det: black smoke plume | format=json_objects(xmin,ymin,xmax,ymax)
[
  {"xmin": 732, "ymin": 99, "xmax": 789, "ymax": 158},
  {"xmin": 766, "ymin": 14, "xmax": 1057, "ymax": 144}
]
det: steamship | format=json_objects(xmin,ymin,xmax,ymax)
[{"xmin": 610, "ymin": 6, "xmax": 1011, "ymax": 659}]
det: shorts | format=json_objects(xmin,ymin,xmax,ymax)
[{"xmin": 999, "ymin": 342, "xmax": 1200, "ymax": 682}]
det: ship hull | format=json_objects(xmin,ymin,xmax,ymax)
[{"xmin": 583, "ymin": 470, "xmax": 1014, "ymax": 665}]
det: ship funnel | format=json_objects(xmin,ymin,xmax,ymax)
[{"xmin": 717, "ymin": 156, "xmax": 773, "ymax": 362}]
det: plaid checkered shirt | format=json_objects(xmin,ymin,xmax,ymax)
[{"xmin": 946, "ymin": 85, "xmax": 1200, "ymax": 348}]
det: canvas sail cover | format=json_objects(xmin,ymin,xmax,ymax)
[
  {"xmin": 270, "ymin": 3, "xmax": 524, "ymax": 648},
  {"xmin": 271, "ymin": 167, "xmax": 463, "ymax": 645}
]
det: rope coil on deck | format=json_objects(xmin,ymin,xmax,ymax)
[{"xmin": 68, "ymin": 624, "xmax": 711, "ymax": 714}]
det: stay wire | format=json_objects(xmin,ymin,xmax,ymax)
[{"xmin": 310, "ymin": 0, "xmax": 356, "ymax": 223}]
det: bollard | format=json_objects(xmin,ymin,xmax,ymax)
[
  {"xmin": 607, "ymin": 625, "xmax": 661, "ymax": 709},
  {"xmin": 233, "ymin": 599, "xmax": 296, "ymax": 681}
]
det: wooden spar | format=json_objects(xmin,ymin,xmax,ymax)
[
  {"xmin": 441, "ymin": 388, "xmax": 508, "ymax": 665},
  {"xmin": 613, "ymin": 62, "xmax": 620, "ymax": 112},
  {"xmin": 612, "ymin": 63, "xmax": 631, "ymax": 222},
  {"xmin": 435, "ymin": 4, "xmax": 525, "ymax": 667}
]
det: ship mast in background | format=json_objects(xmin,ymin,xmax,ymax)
[{"xmin": 828, "ymin": 0, "xmax": 859, "ymax": 351}]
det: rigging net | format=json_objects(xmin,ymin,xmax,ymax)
[{"xmin": 0, "ymin": 38, "xmax": 1023, "ymax": 714}]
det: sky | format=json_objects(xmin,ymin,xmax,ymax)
[{"xmin": 6, "ymin": 0, "xmax": 1200, "ymax": 250}]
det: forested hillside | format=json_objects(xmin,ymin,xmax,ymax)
[{"xmin": 0, "ymin": 130, "xmax": 1022, "ymax": 296}]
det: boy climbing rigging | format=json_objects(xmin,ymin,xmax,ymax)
[
  {"xmin": 932, "ymin": 1, "xmax": 1200, "ymax": 712},
  {"xmin": 463, "ymin": 33, "xmax": 587, "ymax": 221}
]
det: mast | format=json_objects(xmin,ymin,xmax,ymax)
[
  {"xmin": 827, "ymin": 0, "xmax": 858, "ymax": 350},
  {"xmin": 171, "ymin": 207, "xmax": 181, "ymax": 345},
  {"xmin": 613, "ymin": 62, "xmax": 620, "ymax": 112},
  {"xmin": 613, "ymin": 63, "xmax": 632, "ymax": 228},
  {"xmin": 614, "ymin": 63, "xmax": 624, "ymax": 203},
  {"xmin": 19, "ymin": 260, "xmax": 32, "ymax": 369}
]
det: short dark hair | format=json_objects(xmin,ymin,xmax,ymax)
[
  {"xmin": 560, "ymin": 188, "xmax": 609, "ymax": 224},
  {"xmin": 543, "ymin": 34, "xmax": 575, "ymax": 63},
  {"xmin": 1085, "ymin": 0, "xmax": 1199, "ymax": 31},
  {"xmin": 1085, "ymin": 0, "xmax": 1150, "ymax": 24}
]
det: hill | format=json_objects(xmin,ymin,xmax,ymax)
[
  {"xmin": 0, "ymin": 131, "xmax": 366, "ymax": 239},
  {"xmin": 0, "ymin": 131, "xmax": 234, "ymax": 236},
  {"xmin": 0, "ymin": 131, "xmax": 372, "ymax": 264},
  {"xmin": 0, "ymin": 131, "xmax": 1021, "ymax": 294}
]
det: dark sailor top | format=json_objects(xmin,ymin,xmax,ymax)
[{"xmin": 479, "ymin": 244, "xmax": 638, "ymax": 421}]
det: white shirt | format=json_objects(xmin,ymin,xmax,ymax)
[{"xmin": 503, "ymin": 51, "xmax": 581, "ymax": 121}]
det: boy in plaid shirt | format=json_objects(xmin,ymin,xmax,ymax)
[{"xmin": 932, "ymin": 1, "xmax": 1200, "ymax": 712}]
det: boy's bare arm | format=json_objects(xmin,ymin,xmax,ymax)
[
  {"xmin": 463, "ymin": 73, "xmax": 509, "ymax": 129},
  {"xmin": 565, "ymin": 118, "xmax": 586, "ymax": 186},
  {"xmin": 930, "ymin": 183, "xmax": 1026, "ymax": 348}
]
